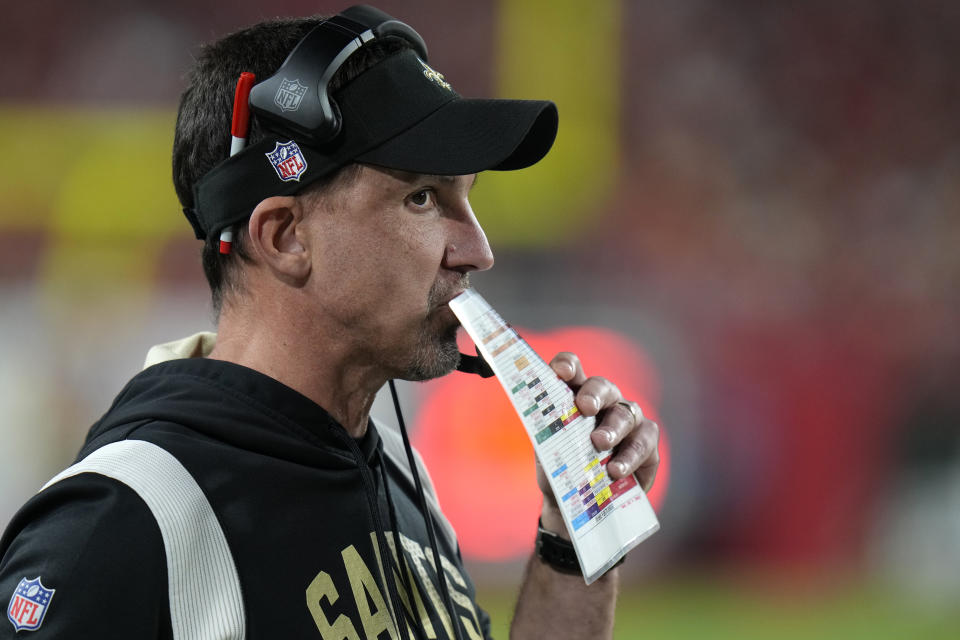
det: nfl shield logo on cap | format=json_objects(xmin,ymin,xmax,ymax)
[
  {"xmin": 7, "ymin": 577, "xmax": 55, "ymax": 632},
  {"xmin": 265, "ymin": 141, "xmax": 309, "ymax": 182}
]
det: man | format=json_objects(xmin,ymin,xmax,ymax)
[{"xmin": 0, "ymin": 6, "xmax": 659, "ymax": 639}]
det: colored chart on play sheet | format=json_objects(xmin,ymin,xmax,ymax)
[{"xmin": 449, "ymin": 289, "xmax": 659, "ymax": 584}]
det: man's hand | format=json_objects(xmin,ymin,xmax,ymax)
[
  {"xmin": 537, "ymin": 351, "xmax": 660, "ymax": 538},
  {"xmin": 513, "ymin": 351, "xmax": 658, "ymax": 638}
]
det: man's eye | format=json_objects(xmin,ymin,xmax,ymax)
[{"xmin": 409, "ymin": 189, "xmax": 433, "ymax": 207}]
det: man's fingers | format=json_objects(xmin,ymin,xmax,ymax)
[
  {"xmin": 591, "ymin": 399, "xmax": 643, "ymax": 451},
  {"xmin": 607, "ymin": 418, "xmax": 660, "ymax": 487},
  {"xmin": 574, "ymin": 376, "xmax": 622, "ymax": 417},
  {"xmin": 548, "ymin": 352, "xmax": 661, "ymax": 491},
  {"xmin": 550, "ymin": 352, "xmax": 587, "ymax": 388},
  {"xmin": 637, "ymin": 451, "xmax": 659, "ymax": 493}
]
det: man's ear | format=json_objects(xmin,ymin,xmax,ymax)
[{"xmin": 246, "ymin": 196, "xmax": 311, "ymax": 285}]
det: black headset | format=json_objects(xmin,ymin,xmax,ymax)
[{"xmin": 247, "ymin": 5, "xmax": 428, "ymax": 145}]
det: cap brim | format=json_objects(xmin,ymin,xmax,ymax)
[{"xmin": 355, "ymin": 97, "xmax": 558, "ymax": 175}]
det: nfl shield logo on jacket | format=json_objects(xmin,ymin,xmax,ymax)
[{"xmin": 7, "ymin": 577, "xmax": 55, "ymax": 632}]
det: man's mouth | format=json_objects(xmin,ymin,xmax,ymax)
[
  {"xmin": 438, "ymin": 289, "xmax": 467, "ymax": 308},
  {"xmin": 429, "ymin": 276, "xmax": 470, "ymax": 312},
  {"xmin": 431, "ymin": 301, "xmax": 461, "ymax": 324}
]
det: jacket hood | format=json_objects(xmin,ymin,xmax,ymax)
[{"xmin": 85, "ymin": 353, "xmax": 381, "ymax": 471}]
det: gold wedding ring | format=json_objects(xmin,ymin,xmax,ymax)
[{"xmin": 616, "ymin": 400, "xmax": 641, "ymax": 424}]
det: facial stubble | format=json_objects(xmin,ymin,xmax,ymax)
[{"xmin": 403, "ymin": 277, "xmax": 468, "ymax": 381}]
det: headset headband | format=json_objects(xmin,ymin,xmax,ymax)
[{"xmin": 248, "ymin": 5, "xmax": 427, "ymax": 144}]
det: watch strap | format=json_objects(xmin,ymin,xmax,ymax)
[
  {"xmin": 535, "ymin": 519, "xmax": 581, "ymax": 575},
  {"xmin": 534, "ymin": 519, "xmax": 627, "ymax": 576}
]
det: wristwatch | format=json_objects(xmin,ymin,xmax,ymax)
[
  {"xmin": 535, "ymin": 519, "xmax": 626, "ymax": 576},
  {"xmin": 534, "ymin": 520, "xmax": 581, "ymax": 575}
]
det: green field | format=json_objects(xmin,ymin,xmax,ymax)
[{"xmin": 475, "ymin": 571, "xmax": 959, "ymax": 639}]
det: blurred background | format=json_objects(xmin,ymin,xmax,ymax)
[{"xmin": 1, "ymin": 0, "xmax": 958, "ymax": 637}]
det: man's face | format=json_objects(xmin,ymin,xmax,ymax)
[{"xmin": 302, "ymin": 165, "xmax": 493, "ymax": 381}]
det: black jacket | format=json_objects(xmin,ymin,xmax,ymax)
[{"xmin": 0, "ymin": 356, "xmax": 490, "ymax": 639}]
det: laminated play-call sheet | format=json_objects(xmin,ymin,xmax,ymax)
[{"xmin": 449, "ymin": 288, "xmax": 659, "ymax": 584}]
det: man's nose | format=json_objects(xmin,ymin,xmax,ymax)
[{"xmin": 442, "ymin": 201, "xmax": 495, "ymax": 273}]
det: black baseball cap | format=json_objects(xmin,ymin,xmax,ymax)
[{"xmin": 185, "ymin": 11, "xmax": 558, "ymax": 242}]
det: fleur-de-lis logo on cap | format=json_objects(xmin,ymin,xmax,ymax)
[{"xmin": 419, "ymin": 59, "xmax": 452, "ymax": 91}]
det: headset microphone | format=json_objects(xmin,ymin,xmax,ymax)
[{"xmin": 456, "ymin": 349, "xmax": 494, "ymax": 378}]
